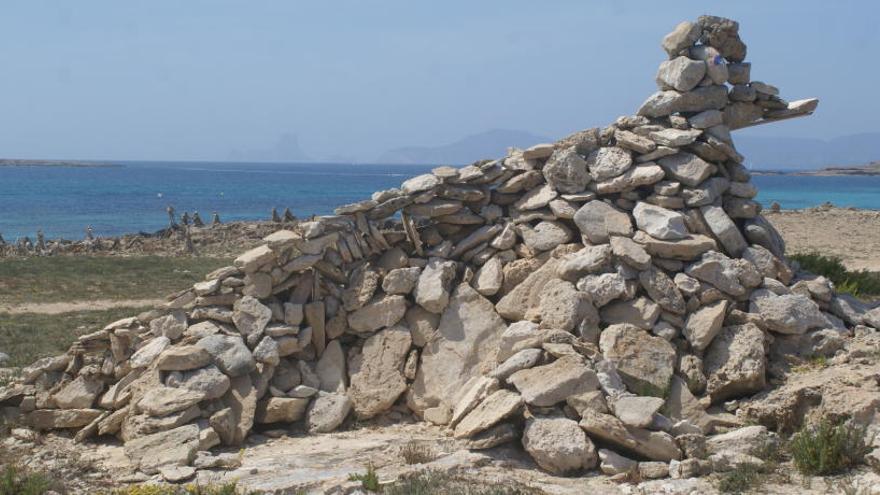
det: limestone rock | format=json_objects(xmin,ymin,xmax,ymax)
[
  {"xmin": 255, "ymin": 397, "xmax": 309, "ymax": 423},
  {"xmin": 700, "ymin": 205, "xmax": 747, "ymax": 256},
  {"xmin": 704, "ymin": 324, "xmax": 767, "ymax": 402},
  {"xmin": 411, "ymin": 284, "xmax": 507, "ymax": 413},
  {"xmin": 600, "ymin": 297, "xmax": 661, "ymax": 330},
  {"xmin": 414, "ymin": 258, "xmax": 458, "ymax": 314},
  {"xmin": 543, "ymin": 147, "xmax": 591, "ymax": 194},
  {"xmin": 683, "ymin": 300, "xmax": 729, "ymax": 351},
  {"xmin": 600, "ymin": 324, "xmax": 675, "ymax": 397},
  {"xmin": 348, "ymin": 326, "xmax": 412, "ymax": 419},
  {"xmin": 157, "ymin": 345, "xmax": 212, "ymax": 371},
  {"xmin": 508, "ymin": 355, "xmax": 599, "ymax": 407},
  {"xmin": 382, "ymin": 267, "xmax": 421, "ymax": 295},
  {"xmin": 579, "ymin": 409, "xmax": 681, "ymax": 461},
  {"xmin": 749, "ymin": 289, "xmax": 828, "ymax": 335},
  {"xmin": 633, "ymin": 202, "xmax": 688, "ymax": 240},
  {"xmin": 453, "ymin": 389, "xmax": 523, "ymax": 438},
  {"xmin": 316, "ymin": 339, "xmax": 347, "ymax": 393},
  {"xmin": 347, "ymin": 295, "xmax": 407, "ymax": 333},
  {"xmin": 522, "ymin": 417, "xmax": 598, "ymax": 474},
  {"xmin": 539, "ymin": 279, "xmax": 597, "ymax": 332},
  {"xmin": 611, "ymin": 395, "xmax": 665, "ymax": 428},
  {"xmin": 196, "ymin": 335, "xmax": 255, "ymax": 377},
  {"xmin": 574, "ymin": 201, "xmax": 634, "ymax": 244},
  {"xmin": 307, "ymin": 393, "xmax": 352, "ymax": 433},
  {"xmin": 662, "ymin": 21, "xmax": 701, "ymax": 57},
  {"xmin": 232, "ymin": 296, "xmax": 272, "ymax": 340},
  {"xmin": 518, "ymin": 221, "xmax": 572, "ymax": 252},
  {"xmin": 586, "ymin": 147, "xmax": 633, "ymax": 181},
  {"xmin": 124, "ymin": 424, "xmax": 200, "ymax": 474},
  {"xmin": 656, "ymin": 56, "xmax": 706, "ymax": 92},
  {"xmin": 473, "ymin": 256, "xmax": 503, "ymax": 296},
  {"xmin": 639, "ymin": 265, "xmax": 686, "ymax": 315}
]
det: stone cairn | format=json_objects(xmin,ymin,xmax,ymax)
[{"xmin": 5, "ymin": 16, "xmax": 875, "ymax": 482}]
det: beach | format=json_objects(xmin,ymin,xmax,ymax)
[{"xmin": 766, "ymin": 206, "xmax": 880, "ymax": 271}]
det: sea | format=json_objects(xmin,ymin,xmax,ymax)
[{"xmin": 1, "ymin": 161, "xmax": 879, "ymax": 241}]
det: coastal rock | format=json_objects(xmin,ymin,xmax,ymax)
[{"xmin": 600, "ymin": 324, "xmax": 676, "ymax": 397}]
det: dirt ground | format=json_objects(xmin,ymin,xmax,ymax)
[{"xmin": 766, "ymin": 207, "xmax": 880, "ymax": 271}]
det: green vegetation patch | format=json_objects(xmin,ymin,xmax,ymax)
[
  {"xmin": 788, "ymin": 252, "xmax": 880, "ymax": 297},
  {"xmin": 789, "ymin": 419, "xmax": 872, "ymax": 476},
  {"xmin": 0, "ymin": 307, "xmax": 152, "ymax": 368},
  {"xmin": 0, "ymin": 256, "xmax": 231, "ymax": 305},
  {"xmin": 0, "ymin": 464, "xmax": 65, "ymax": 495}
]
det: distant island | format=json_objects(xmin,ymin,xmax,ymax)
[
  {"xmin": 0, "ymin": 158, "xmax": 119, "ymax": 168},
  {"xmin": 754, "ymin": 161, "xmax": 880, "ymax": 176}
]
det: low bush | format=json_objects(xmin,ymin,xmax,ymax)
[
  {"xmin": 0, "ymin": 464, "xmax": 64, "ymax": 495},
  {"xmin": 400, "ymin": 441, "xmax": 436, "ymax": 465},
  {"xmin": 788, "ymin": 252, "xmax": 880, "ymax": 297},
  {"xmin": 717, "ymin": 463, "xmax": 762, "ymax": 493},
  {"xmin": 788, "ymin": 419, "xmax": 873, "ymax": 476}
]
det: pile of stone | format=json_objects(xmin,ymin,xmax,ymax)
[{"xmin": 3, "ymin": 15, "xmax": 873, "ymax": 483}]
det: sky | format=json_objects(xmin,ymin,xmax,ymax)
[{"xmin": 0, "ymin": 0, "xmax": 877, "ymax": 162}]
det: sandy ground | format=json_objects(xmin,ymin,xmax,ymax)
[
  {"xmin": 766, "ymin": 207, "xmax": 880, "ymax": 271},
  {"xmin": 0, "ymin": 298, "xmax": 164, "ymax": 315}
]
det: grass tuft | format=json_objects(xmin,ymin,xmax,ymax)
[
  {"xmin": 717, "ymin": 463, "xmax": 762, "ymax": 494},
  {"xmin": 400, "ymin": 441, "xmax": 436, "ymax": 465},
  {"xmin": 788, "ymin": 419, "xmax": 873, "ymax": 476},
  {"xmin": 109, "ymin": 482, "xmax": 252, "ymax": 495},
  {"xmin": 788, "ymin": 252, "xmax": 880, "ymax": 297}
]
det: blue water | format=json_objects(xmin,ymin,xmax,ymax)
[{"xmin": 1, "ymin": 162, "xmax": 878, "ymax": 240}]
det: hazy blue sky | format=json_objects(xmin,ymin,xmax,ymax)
[{"xmin": 0, "ymin": 1, "xmax": 876, "ymax": 162}]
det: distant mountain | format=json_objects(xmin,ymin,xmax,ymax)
[
  {"xmin": 737, "ymin": 132, "xmax": 880, "ymax": 170},
  {"xmin": 228, "ymin": 133, "xmax": 311, "ymax": 163},
  {"xmin": 376, "ymin": 129, "xmax": 550, "ymax": 165}
]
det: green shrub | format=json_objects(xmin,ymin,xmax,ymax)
[
  {"xmin": 0, "ymin": 464, "xmax": 64, "ymax": 495},
  {"xmin": 348, "ymin": 462, "xmax": 380, "ymax": 492},
  {"xmin": 717, "ymin": 463, "xmax": 762, "ymax": 493},
  {"xmin": 788, "ymin": 419, "xmax": 873, "ymax": 475},
  {"xmin": 788, "ymin": 252, "xmax": 880, "ymax": 297}
]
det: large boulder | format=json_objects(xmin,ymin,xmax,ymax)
[
  {"xmin": 348, "ymin": 326, "xmax": 412, "ymax": 419},
  {"xmin": 411, "ymin": 284, "xmax": 507, "ymax": 414},
  {"xmin": 522, "ymin": 417, "xmax": 598, "ymax": 474},
  {"xmin": 704, "ymin": 324, "xmax": 767, "ymax": 402}
]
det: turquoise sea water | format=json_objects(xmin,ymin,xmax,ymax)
[{"xmin": 1, "ymin": 161, "xmax": 878, "ymax": 240}]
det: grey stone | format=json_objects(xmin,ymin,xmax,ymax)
[
  {"xmin": 411, "ymin": 284, "xmax": 507, "ymax": 414},
  {"xmin": 656, "ymin": 56, "xmax": 706, "ymax": 92},
  {"xmin": 662, "ymin": 21, "xmax": 701, "ymax": 57},
  {"xmin": 577, "ymin": 272, "xmax": 628, "ymax": 308},
  {"xmin": 749, "ymin": 289, "xmax": 828, "ymax": 335},
  {"xmin": 587, "ymin": 147, "xmax": 633, "ymax": 181},
  {"xmin": 382, "ymin": 267, "xmax": 421, "ymax": 295},
  {"xmin": 700, "ymin": 205, "xmax": 747, "ymax": 256},
  {"xmin": 196, "ymin": 335, "xmax": 255, "ymax": 377},
  {"xmin": 306, "ymin": 393, "xmax": 352, "ymax": 433},
  {"xmin": 522, "ymin": 417, "xmax": 598, "ymax": 474},
  {"xmin": 348, "ymin": 326, "xmax": 411, "ymax": 419},
  {"xmin": 638, "ymin": 86, "xmax": 728, "ymax": 118},
  {"xmin": 542, "ymin": 147, "xmax": 591, "ymax": 194},
  {"xmin": 347, "ymin": 295, "xmax": 407, "ymax": 333},
  {"xmin": 683, "ymin": 300, "xmax": 729, "ymax": 351},
  {"xmin": 639, "ymin": 265, "xmax": 686, "ymax": 315},
  {"xmin": 600, "ymin": 297, "xmax": 661, "ymax": 330},
  {"xmin": 574, "ymin": 201, "xmax": 634, "ymax": 244},
  {"xmin": 657, "ymin": 152, "xmax": 715, "ymax": 187},
  {"xmin": 518, "ymin": 221, "xmax": 573, "ymax": 252},
  {"xmin": 414, "ymin": 258, "xmax": 458, "ymax": 313},
  {"xmin": 633, "ymin": 202, "xmax": 688, "ymax": 240},
  {"xmin": 508, "ymin": 355, "xmax": 599, "ymax": 407},
  {"xmin": 704, "ymin": 324, "xmax": 767, "ymax": 402},
  {"xmin": 453, "ymin": 389, "xmax": 523, "ymax": 438},
  {"xmin": 599, "ymin": 324, "xmax": 676, "ymax": 397}
]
